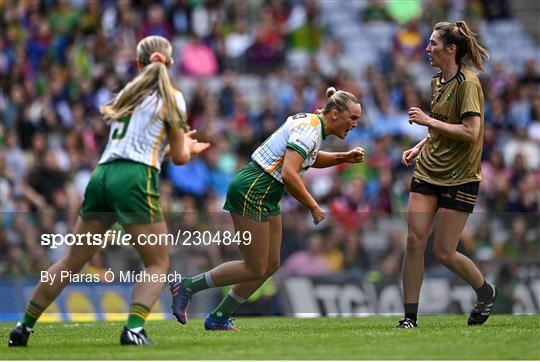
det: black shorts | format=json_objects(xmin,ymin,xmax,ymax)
[{"xmin": 410, "ymin": 177, "xmax": 479, "ymax": 213}]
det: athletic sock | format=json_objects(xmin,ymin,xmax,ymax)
[
  {"xmin": 181, "ymin": 272, "xmax": 214, "ymax": 294},
  {"xmin": 126, "ymin": 303, "xmax": 151, "ymax": 330},
  {"xmin": 210, "ymin": 289, "xmax": 246, "ymax": 321},
  {"xmin": 475, "ymin": 280, "xmax": 494, "ymax": 301},
  {"xmin": 404, "ymin": 303, "xmax": 419, "ymax": 321},
  {"xmin": 21, "ymin": 300, "xmax": 45, "ymax": 328}
]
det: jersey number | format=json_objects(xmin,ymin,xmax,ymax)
[{"xmin": 112, "ymin": 116, "xmax": 131, "ymax": 140}]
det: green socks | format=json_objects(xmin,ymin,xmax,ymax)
[
  {"xmin": 23, "ymin": 300, "xmax": 152, "ymax": 331},
  {"xmin": 181, "ymin": 272, "xmax": 215, "ymax": 294},
  {"xmin": 126, "ymin": 303, "xmax": 151, "ymax": 330},
  {"xmin": 210, "ymin": 290, "xmax": 247, "ymax": 321},
  {"xmin": 21, "ymin": 301, "xmax": 45, "ymax": 328}
]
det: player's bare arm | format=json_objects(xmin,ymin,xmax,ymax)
[
  {"xmin": 312, "ymin": 147, "xmax": 365, "ymax": 168},
  {"xmin": 282, "ymin": 149, "xmax": 326, "ymax": 225},
  {"xmin": 408, "ymin": 107, "xmax": 481, "ymax": 142}
]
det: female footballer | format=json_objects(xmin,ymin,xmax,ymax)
[
  {"xmin": 9, "ymin": 35, "xmax": 209, "ymax": 346},
  {"xmin": 397, "ymin": 21, "xmax": 497, "ymax": 328},
  {"xmin": 170, "ymin": 87, "xmax": 364, "ymax": 330}
]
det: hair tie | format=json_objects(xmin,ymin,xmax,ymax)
[
  {"xmin": 149, "ymin": 52, "xmax": 167, "ymax": 64},
  {"xmin": 456, "ymin": 21, "xmax": 467, "ymax": 31}
]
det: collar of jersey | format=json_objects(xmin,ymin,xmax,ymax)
[
  {"xmin": 440, "ymin": 66, "xmax": 461, "ymax": 85},
  {"xmin": 316, "ymin": 114, "xmax": 327, "ymax": 140}
]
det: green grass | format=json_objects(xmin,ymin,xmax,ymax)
[{"xmin": 1, "ymin": 315, "xmax": 539, "ymax": 360}]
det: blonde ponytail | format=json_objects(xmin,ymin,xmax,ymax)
[
  {"xmin": 100, "ymin": 36, "xmax": 188, "ymax": 130},
  {"xmin": 325, "ymin": 87, "xmax": 337, "ymax": 99},
  {"xmin": 322, "ymin": 87, "xmax": 358, "ymax": 114}
]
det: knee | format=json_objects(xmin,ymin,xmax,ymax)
[
  {"xmin": 144, "ymin": 253, "xmax": 170, "ymax": 273},
  {"xmin": 264, "ymin": 260, "xmax": 281, "ymax": 278},
  {"xmin": 159, "ymin": 255, "xmax": 170, "ymax": 272},
  {"xmin": 245, "ymin": 262, "xmax": 267, "ymax": 279},
  {"xmin": 406, "ymin": 231, "xmax": 426, "ymax": 255},
  {"xmin": 433, "ymin": 247, "xmax": 453, "ymax": 266},
  {"xmin": 158, "ymin": 254, "xmax": 170, "ymax": 272}
]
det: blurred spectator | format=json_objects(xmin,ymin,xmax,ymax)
[
  {"xmin": 315, "ymin": 38, "xmax": 347, "ymax": 80},
  {"xmin": 342, "ymin": 232, "xmax": 370, "ymax": 273},
  {"xmin": 287, "ymin": 0, "xmax": 322, "ymax": 52},
  {"xmin": 322, "ymin": 227, "xmax": 345, "ymax": 273},
  {"xmin": 49, "ymin": 0, "xmax": 80, "ymax": 37},
  {"xmin": 496, "ymin": 216, "xmax": 539, "ymax": 258},
  {"xmin": 529, "ymin": 94, "xmax": 540, "ymax": 141},
  {"xmin": 4, "ymin": 245, "xmax": 33, "ymax": 277},
  {"xmin": 27, "ymin": 151, "xmax": 68, "ymax": 205},
  {"xmin": 520, "ymin": 59, "xmax": 540, "ymax": 86},
  {"xmin": 508, "ymin": 173, "xmax": 539, "ymax": 213},
  {"xmin": 421, "ymin": 0, "xmax": 448, "ymax": 28},
  {"xmin": 170, "ymin": 0, "xmax": 192, "ymax": 35},
  {"xmin": 392, "ymin": 20, "xmax": 425, "ymax": 62},
  {"xmin": 247, "ymin": 9, "xmax": 285, "ymax": 74},
  {"xmin": 202, "ymin": 21, "xmax": 225, "ymax": 72},
  {"xmin": 462, "ymin": 0, "xmax": 485, "ymax": 22},
  {"xmin": 481, "ymin": 150, "xmax": 511, "ymax": 193},
  {"xmin": 486, "ymin": 95, "xmax": 512, "ymax": 130},
  {"xmin": 386, "ymin": 0, "xmax": 422, "ymax": 24},
  {"xmin": 493, "ymin": 261, "xmax": 518, "ymax": 313},
  {"xmin": 180, "ymin": 35, "xmax": 219, "ymax": 76},
  {"xmin": 4, "ymin": 131, "xmax": 27, "ymax": 185},
  {"xmin": 482, "ymin": 0, "xmax": 513, "ymax": 21},
  {"xmin": 167, "ymin": 158, "xmax": 211, "ymax": 203},
  {"xmin": 140, "ymin": 4, "xmax": 172, "ymax": 39},
  {"xmin": 224, "ymin": 20, "xmax": 253, "ymax": 72},
  {"xmin": 503, "ymin": 128, "xmax": 540, "ymax": 171},
  {"xmin": 330, "ymin": 179, "xmax": 371, "ymax": 231},
  {"xmin": 362, "ymin": 0, "xmax": 392, "ymax": 23},
  {"xmin": 378, "ymin": 228, "xmax": 405, "ymax": 279},
  {"xmin": 191, "ymin": 0, "xmax": 223, "ymax": 38},
  {"xmin": 280, "ymin": 233, "xmax": 332, "ymax": 276}
]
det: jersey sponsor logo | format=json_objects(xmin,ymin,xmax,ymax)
[
  {"xmin": 429, "ymin": 111, "xmax": 448, "ymax": 122},
  {"xmin": 445, "ymin": 92, "xmax": 453, "ymax": 102}
]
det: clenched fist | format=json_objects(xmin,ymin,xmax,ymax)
[{"xmin": 345, "ymin": 147, "xmax": 365, "ymax": 163}]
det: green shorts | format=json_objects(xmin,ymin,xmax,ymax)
[
  {"xmin": 224, "ymin": 161, "xmax": 284, "ymax": 222},
  {"xmin": 80, "ymin": 160, "xmax": 163, "ymax": 227}
]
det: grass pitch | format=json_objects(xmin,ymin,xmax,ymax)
[{"xmin": 1, "ymin": 315, "xmax": 539, "ymax": 360}]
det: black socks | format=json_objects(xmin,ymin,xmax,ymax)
[
  {"xmin": 404, "ymin": 303, "xmax": 419, "ymax": 321},
  {"xmin": 475, "ymin": 280, "xmax": 494, "ymax": 301}
]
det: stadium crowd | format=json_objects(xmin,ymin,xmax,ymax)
[{"xmin": 1, "ymin": 0, "xmax": 539, "ymax": 312}]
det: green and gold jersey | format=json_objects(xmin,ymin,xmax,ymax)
[
  {"xmin": 414, "ymin": 67, "xmax": 484, "ymax": 186},
  {"xmin": 99, "ymin": 89, "xmax": 186, "ymax": 171},
  {"xmin": 252, "ymin": 113, "xmax": 326, "ymax": 183}
]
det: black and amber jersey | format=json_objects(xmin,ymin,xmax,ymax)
[{"xmin": 414, "ymin": 67, "xmax": 484, "ymax": 186}]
